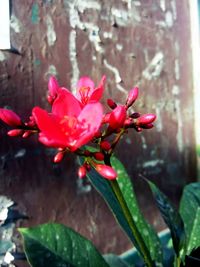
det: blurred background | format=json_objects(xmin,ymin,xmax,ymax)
[{"xmin": 0, "ymin": 0, "xmax": 199, "ymax": 263}]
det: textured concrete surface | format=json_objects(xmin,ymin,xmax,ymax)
[{"xmin": 0, "ymin": 0, "xmax": 197, "ymax": 259}]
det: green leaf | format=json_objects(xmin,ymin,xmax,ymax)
[
  {"xmin": 179, "ymin": 182, "xmax": 200, "ymax": 255},
  {"xmin": 111, "ymin": 157, "xmax": 163, "ymax": 265},
  {"xmin": 78, "ymin": 154, "xmax": 163, "ymax": 266},
  {"xmin": 104, "ymin": 254, "xmax": 131, "ymax": 267},
  {"xmin": 19, "ymin": 223, "xmax": 109, "ymax": 267},
  {"xmin": 146, "ymin": 180, "xmax": 186, "ymax": 257}
]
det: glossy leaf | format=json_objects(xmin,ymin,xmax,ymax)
[
  {"xmin": 78, "ymin": 153, "xmax": 163, "ymax": 266},
  {"xmin": 147, "ymin": 180, "xmax": 186, "ymax": 257},
  {"xmin": 179, "ymin": 182, "xmax": 200, "ymax": 255},
  {"xmin": 104, "ymin": 254, "xmax": 131, "ymax": 267},
  {"xmin": 111, "ymin": 157, "xmax": 163, "ymax": 265},
  {"xmin": 19, "ymin": 223, "xmax": 109, "ymax": 267}
]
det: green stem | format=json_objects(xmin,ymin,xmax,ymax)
[
  {"xmin": 105, "ymin": 156, "xmax": 154, "ymax": 267},
  {"xmin": 175, "ymin": 256, "xmax": 181, "ymax": 267}
]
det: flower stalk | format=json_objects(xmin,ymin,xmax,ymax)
[{"xmin": 104, "ymin": 155, "xmax": 154, "ymax": 267}]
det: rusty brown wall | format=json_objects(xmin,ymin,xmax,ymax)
[{"xmin": 0, "ymin": 0, "xmax": 196, "ymax": 257}]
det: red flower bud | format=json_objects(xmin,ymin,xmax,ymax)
[
  {"xmin": 95, "ymin": 164, "xmax": 117, "ymax": 180},
  {"xmin": 78, "ymin": 165, "xmax": 87, "ymax": 179},
  {"xmin": 124, "ymin": 118, "xmax": 133, "ymax": 127},
  {"xmin": 48, "ymin": 76, "xmax": 59, "ymax": 98},
  {"xmin": 94, "ymin": 130, "xmax": 102, "ymax": 138},
  {"xmin": 130, "ymin": 112, "xmax": 140, "ymax": 119},
  {"xmin": 0, "ymin": 108, "xmax": 22, "ymax": 127},
  {"xmin": 94, "ymin": 152, "xmax": 104, "ymax": 161},
  {"xmin": 109, "ymin": 105, "xmax": 126, "ymax": 129},
  {"xmin": 126, "ymin": 87, "xmax": 139, "ymax": 107},
  {"xmin": 7, "ymin": 129, "xmax": 23, "ymax": 136},
  {"xmin": 54, "ymin": 151, "xmax": 64, "ymax": 163},
  {"xmin": 22, "ymin": 131, "xmax": 32, "ymax": 138},
  {"xmin": 100, "ymin": 140, "xmax": 111, "ymax": 151},
  {"xmin": 84, "ymin": 150, "xmax": 91, "ymax": 156},
  {"xmin": 102, "ymin": 113, "xmax": 111, "ymax": 124},
  {"xmin": 137, "ymin": 114, "xmax": 156, "ymax": 126},
  {"xmin": 140, "ymin": 123, "xmax": 154, "ymax": 129},
  {"xmin": 107, "ymin": 99, "xmax": 117, "ymax": 109}
]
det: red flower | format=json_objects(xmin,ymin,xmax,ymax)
[
  {"xmin": 76, "ymin": 76, "xmax": 106, "ymax": 106},
  {"xmin": 0, "ymin": 108, "xmax": 22, "ymax": 127},
  {"xmin": 32, "ymin": 89, "xmax": 103, "ymax": 151},
  {"xmin": 109, "ymin": 105, "xmax": 127, "ymax": 129},
  {"xmin": 95, "ymin": 164, "xmax": 117, "ymax": 180}
]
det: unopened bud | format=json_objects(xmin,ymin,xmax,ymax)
[
  {"xmin": 94, "ymin": 130, "xmax": 102, "ymax": 138},
  {"xmin": 22, "ymin": 131, "xmax": 32, "ymax": 138},
  {"xmin": 140, "ymin": 123, "xmax": 154, "ymax": 129},
  {"xmin": 107, "ymin": 99, "xmax": 117, "ymax": 109},
  {"xmin": 48, "ymin": 76, "xmax": 59, "ymax": 98},
  {"xmin": 100, "ymin": 140, "xmax": 111, "ymax": 151},
  {"xmin": 102, "ymin": 113, "xmax": 111, "ymax": 124},
  {"xmin": 109, "ymin": 105, "xmax": 126, "ymax": 129},
  {"xmin": 126, "ymin": 87, "xmax": 139, "ymax": 107},
  {"xmin": 84, "ymin": 150, "xmax": 91, "ymax": 157},
  {"xmin": 7, "ymin": 129, "xmax": 23, "ymax": 137},
  {"xmin": 0, "ymin": 108, "xmax": 22, "ymax": 127},
  {"xmin": 78, "ymin": 165, "xmax": 87, "ymax": 179},
  {"xmin": 54, "ymin": 151, "xmax": 64, "ymax": 163},
  {"xmin": 130, "ymin": 112, "xmax": 140, "ymax": 119},
  {"xmin": 124, "ymin": 118, "xmax": 133, "ymax": 127},
  {"xmin": 95, "ymin": 164, "xmax": 117, "ymax": 180},
  {"xmin": 94, "ymin": 152, "xmax": 104, "ymax": 161},
  {"xmin": 137, "ymin": 114, "xmax": 156, "ymax": 126}
]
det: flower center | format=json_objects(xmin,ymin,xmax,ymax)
[{"xmin": 79, "ymin": 86, "xmax": 91, "ymax": 105}]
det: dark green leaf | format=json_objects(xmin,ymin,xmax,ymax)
[
  {"xmin": 111, "ymin": 157, "xmax": 163, "ymax": 265},
  {"xmin": 19, "ymin": 223, "xmax": 109, "ymax": 267},
  {"xmin": 146, "ymin": 180, "xmax": 186, "ymax": 257},
  {"xmin": 179, "ymin": 182, "xmax": 200, "ymax": 255},
  {"xmin": 78, "ymin": 153, "xmax": 163, "ymax": 266},
  {"xmin": 104, "ymin": 254, "xmax": 131, "ymax": 267}
]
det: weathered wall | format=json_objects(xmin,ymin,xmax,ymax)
[{"xmin": 0, "ymin": 0, "xmax": 196, "ymax": 259}]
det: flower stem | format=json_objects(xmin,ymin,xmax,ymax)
[
  {"xmin": 104, "ymin": 156, "xmax": 154, "ymax": 267},
  {"xmin": 175, "ymin": 256, "xmax": 181, "ymax": 267},
  {"xmin": 109, "ymin": 179, "xmax": 154, "ymax": 267}
]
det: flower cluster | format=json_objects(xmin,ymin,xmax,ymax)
[{"xmin": 0, "ymin": 76, "xmax": 156, "ymax": 180}]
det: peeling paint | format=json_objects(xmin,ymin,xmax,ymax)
[
  {"xmin": 142, "ymin": 52, "xmax": 164, "ymax": 80},
  {"xmin": 45, "ymin": 64, "xmax": 58, "ymax": 79},
  {"xmin": 160, "ymin": 0, "xmax": 166, "ymax": 12},
  {"xmin": 10, "ymin": 15, "xmax": 21, "ymax": 33},
  {"xmin": 0, "ymin": 51, "xmax": 6, "ymax": 61},
  {"xmin": 111, "ymin": 8, "xmax": 130, "ymax": 27},
  {"xmin": 174, "ymin": 59, "xmax": 180, "ymax": 80},
  {"xmin": 31, "ymin": 3, "xmax": 39, "ymax": 24},
  {"xmin": 46, "ymin": 15, "xmax": 56, "ymax": 46},
  {"xmin": 175, "ymin": 99, "xmax": 183, "ymax": 153},
  {"xmin": 103, "ymin": 59, "xmax": 122, "ymax": 83},
  {"xmin": 143, "ymin": 159, "xmax": 164, "ymax": 168},
  {"xmin": 103, "ymin": 31, "xmax": 113, "ymax": 39},
  {"xmin": 69, "ymin": 30, "xmax": 80, "ymax": 93},
  {"xmin": 172, "ymin": 85, "xmax": 180, "ymax": 95},
  {"xmin": 155, "ymin": 106, "xmax": 163, "ymax": 132},
  {"xmin": 68, "ymin": 1, "xmax": 103, "ymax": 53},
  {"xmin": 170, "ymin": 0, "xmax": 177, "ymax": 20},
  {"xmin": 116, "ymin": 44, "xmax": 123, "ymax": 51},
  {"xmin": 141, "ymin": 136, "xmax": 147, "ymax": 150},
  {"xmin": 76, "ymin": 178, "xmax": 92, "ymax": 194},
  {"xmin": 165, "ymin": 11, "xmax": 173, "ymax": 28}
]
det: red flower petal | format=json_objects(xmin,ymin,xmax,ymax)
[
  {"xmin": 77, "ymin": 77, "xmax": 94, "ymax": 91},
  {"xmin": 70, "ymin": 103, "xmax": 103, "ymax": 150},
  {"xmin": 52, "ymin": 90, "xmax": 81, "ymax": 118},
  {"xmin": 32, "ymin": 107, "xmax": 68, "ymax": 147},
  {"xmin": 0, "ymin": 108, "xmax": 22, "ymax": 127}
]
